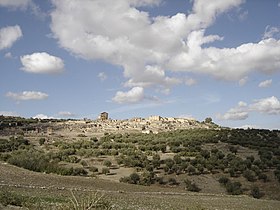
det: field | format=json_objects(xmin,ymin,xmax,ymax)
[
  {"xmin": 0, "ymin": 117, "xmax": 280, "ymax": 209},
  {"xmin": 1, "ymin": 162, "xmax": 280, "ymax": 210}
]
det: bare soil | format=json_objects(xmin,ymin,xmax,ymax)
[{"xmin": 1, "ymin": 162, "xmax": 280, "ymax": 210}]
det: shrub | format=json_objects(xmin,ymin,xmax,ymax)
[
  {"xmin": 251, "ymin": 186, "xmax": 263, "ymax": 199},
  {"xmin": 243, "ymin": 169, "xmax": 256, "ymax": 182},
  {"xmin": 103, "ymin": 160, "xmax": 112, "ymax": 167},
  {"xmin": 168, "ymin": 178, "xmax": 178, "ymax": 186},
  {"xmin": 80, "ymin": 160, "xmax": 88, "ymax": 167},
  {"xmin": 89, "ymin": 166, "xmax": 99, "ymax": 173},
  {"xmin": 101, "ymin": 167, "xmax": 110, "ymax": 175},
  {"xmin": 0, "ymin": 190, "xmax": 26, "ymax": 207},
  {"xmin": 184, "ymin": 179, "xmax": 201, "ymax": 192},
  {"xmin": 258, "ymin": 173, "xmax": 268, "ymax": 182},
  {"xmin": 225, "ymin": 181, "xmax": 242, "ymax": 195},
  {"xmin": 39, "ymin": 138, "xmax": 46, "ymax": 145},
  {"xmin": 186, "ymin": 165, "xmax": 196, "ymax": 175},
  {"xmin": 72, "ymin": 167, "xmax": 88, "ymax": 176},
  {"xmin": 61, "ymin": 190, "xmax": 113, "ymax": 210},
  {"xmin": 218, "ymin": 176, "xmax": 229, "ymax": 185},
  {"xmin": 129, "ymin": 172, "xmax": 140, "ymax": 184}
]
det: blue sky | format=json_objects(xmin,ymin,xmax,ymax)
[{"xmin": 0, "ymin": 0, "xmax": 280, "ymax": 129}]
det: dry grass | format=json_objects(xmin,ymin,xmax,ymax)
[{"xmin": 1, "ymin": 162, "xmax": 280, "ymax": 210}]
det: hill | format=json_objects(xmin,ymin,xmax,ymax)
[{"xmin": 0, "ymin": 116, "xmax": 280, "ymax": 209}]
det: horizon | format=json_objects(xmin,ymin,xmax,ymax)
[{"xmin": 0, "ymin": 0, "xmax": 280, "ymax": 130}]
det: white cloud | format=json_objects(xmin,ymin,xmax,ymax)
[
  {"xmin": 217, "ymin": 101, "xmax": 248, "ymax": 121},
  {"xmin": 168, "ymin": 31, "xmax": 280, "ymax": 80},
  {"xmin": 0, "ymin": 25, "xmax": 22, "ymax": 50},
  {"xmin": 0, "ymin": 0, "xmax": 31, "ymax": 9},
  {"xmin": 50, "ymin": 0, "xmax": 280, "ymax": 98},
  {"xmin": 263, "ymin": 25, "xmax": 280, "ymax": 39},
  {"xmin": 6, "ymin": 91, "xmax": 48, "ymax": 101},
  {"xmin": 4, "ymin": 52, "xmax": 13, "ymax": 58},
  {"xmin": 238, "ymin": 76, "xmax": 248, "ymax": 86},
  {"xmin": 112, "ymin": 87, "xmax": 145, "ymax": 104},
  {"xmin": 50, "ymin": 0, "xmax": 245, "ymax": 88},
  {"xmin": 20, "ymin": 52, "xmax": 64, "ymax": 74},
  {"xmin": 0, "ymin": 0, "xmax": 44, "ymax": 18},
  {"xmin": 250, "ymin": 96, "xmax": 280, "ymax": 115},
  {"xmin": 33, "ymin": 114, "xmax": 53, "ymax": 119},
  {"xmin": 58, "ymin": 111, "xmax": 75, "ymax": 117},
  {"xmin": 185, "ymin": 77, "xmax": 197, "ymax": 86},
  {"xmin": 217, "ymin": 96, "xmax": 280, "ymax": 121},
  {"xmin": 98, "ymin": 72, "xmax": 107, "ymax": 81},
  {"xmin": 130, "ymin": 0, "xmax": 162, "ymax": 7},
  {"xmin": 236, "ymin": 124, "xmax": 260, "ymax": 129},
  {"xmin": 238, "ymin": 10, "xmax": 248, "ymax": 21},
  {"xmin": 258, "ymin": 79, "xmax": 272, "ymax": 88},
  {"xmin": 0, "ymin": 111, "xmax": 18, "ymax": 116}
]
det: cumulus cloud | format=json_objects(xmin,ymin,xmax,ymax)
[
  {"xmin": 98, "ymin": 72, "xmax": 107, "ymax": 81},
  {"xmin": 0, "ymin": 25, "xmax": 22, "ymax": 50},
  {"xmin": 217, "ymin": 96, "xmax": 280, "ymax": 121},
  {"xmin": 263, "ymin": 25, "xmax": 280, "ymax": 39},
  {"xmin": 50, "ymin": 0, "xmax": 280, "ymax": 100},
  {"xmin": 33, "ymin": 114, "xmax": 53, "ymax": 119},
  {"xmin": 112, "ymin": 87, "xmax": 145, "ymax": 104},
  {"xmin": 6, "ymin": 91, "xmax": 48, "ymax": 101},
  {"xmin": 258, "ymin": 79, "xmax": 272, "ymax": 88},
  {"xmin": 20, "ymin": 52, "xmax": 64, "ymax": 74},
  {"xmin": 217, "ymin": 101, "xmax": 248, "ymax": 120},
  {"xmin": 58, "ymin": 111, "xmax": 75, "ymax": 117},
  {"xmin": 250, "ymin": 96, "xmax": 280, "ymax": 115}
]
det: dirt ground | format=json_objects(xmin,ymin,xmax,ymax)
[{"xmin": 1, "ymin": 162, "xmax": 280, "ymax": 210}]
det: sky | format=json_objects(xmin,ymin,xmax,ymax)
[{"xmin": 0, "ymin": 0, "xmax": 280, "ymax": 129}]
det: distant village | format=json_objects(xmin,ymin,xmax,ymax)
[
  {"xmin": 0, "ymin": 112, "xmax": 217, "ymax": 138},
  {"xmin": 56, "ymin": 112, "xmax": 215, "ymax": 137}
]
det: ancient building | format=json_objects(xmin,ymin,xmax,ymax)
[{"xmin": 99, "ymin": 112, "xmax": 109, "ymax": 121}]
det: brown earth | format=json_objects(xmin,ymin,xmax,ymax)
[{"xmin": 1, "ymin": 162, "xmax": 280, "ymax": 210}]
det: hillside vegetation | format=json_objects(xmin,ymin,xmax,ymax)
[{"xmin": 0, "ymin": 116, "xmax": 280, "ymax": 209}]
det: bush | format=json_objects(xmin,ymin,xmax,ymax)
[
  {"xmin": 243, "ymin": 169, "xmax": 256, "ymax": 182},
  {"xmin": 168, "ymin": 178, "xmax": 178, "ymax": 186},
  {"xmin": 39, "ymin": 138, "xmax": 46, "ymax": 145},
  {"xmin": 72, "ymin": 167, "xmax": 88, "ymax": 176},
  {"xmin": 61, "ymin": 190, "xmax": 113, "ymax": 210},
  {"xmin": 0, "ymin": 190, "xmax": 26, "ymax": 207},
  {"xmin": 103, "ymin": 160, "xmax": 112, "ymax": 167},
  {"xmin": 186, "ymin": 165, "xmax": 196, "ymax": 175},
  {"xmin": 218, "ymin": 176, "xmax": 229, "ymax": 185},
  {"xmin": 101, "ymin": 167, "xmax": 110, "ymax": 175},
  {"xmin": 89, "ymin": 166, "xmax": 99, "ymax": 173},
  {"xmin": 184, "ymin": 179, "xmax": 201, "ymax": 192},
  {"xmin": 225, "ymin": 181, "xmax": 242, "ymax": 195},
  {"xmin": 251, "ymin": 186, "xmax": 263, "ymax": 199},
  {"xmin": 80, "ymin": 160, "xmax": 88, "ymax": 167},
  {"xmin": 129, "ymin": 173, "xmax": 140, "ymax": 184},
  {"xmin": 258, "ymin": 173, "xmax": 268, "ymax": 182}
]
